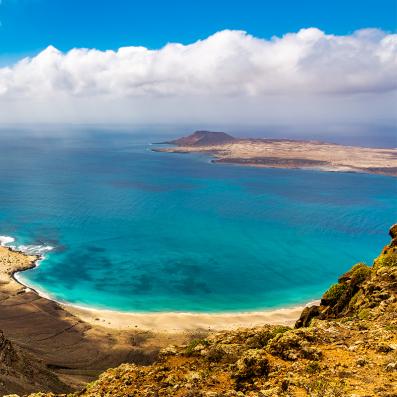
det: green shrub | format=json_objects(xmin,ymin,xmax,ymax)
[
  {"xmin": 358, "ymin": 308, "xmax": 371, "ymax": 320},
  {"xmin": 301, "ymin": 378, "xmax": 347, "ymax": 397},
  {"xmin": 206, "ymin": 346, "xmax": 225, "ymax": 363},
  {"xmin": 323, "ymin": 283, "xmax": 347, "ymax": 302},
  {"xmin": 306, "ymin": 360, "xmax": 321, "ymax": 374},
  {"xmin": 350, "ymin": 263, "xmax": 371, "ymax": 286},
  {"xmin": 377, "ymin": 253, "xmax": 397, "ymax": 267},
  {"xmin": 185, "ymin": 338, "xmax": 209, "ymax": 356},
  {"xmin": 271, "ymin": 325, "xmax": 291, "ymax": 336},
  {"xmin": 246, "ymin": 326, "xmax": 291, "ymax": 349},
  {"xmin": 384, "ymin": 324, "xmax": 397, "ymax": 332}
]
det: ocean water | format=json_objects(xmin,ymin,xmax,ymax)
[{"xmin": 0, "ymin": 132, "xmax": 396, "ymax": 312}]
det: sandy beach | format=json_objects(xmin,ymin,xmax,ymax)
[
  {"xmin": 1, "ymin": 244, "xmax": 305, "ymax": 332},
  {"xmin": 0, "ymin": 244, "xmax": 181, "ymax": 388},
  {"xmin": 0, "ymin": 242, "xmax": 307, "ymax": 388},
  {"xmin": 66, "ymin": 302, "xmax": 307, "ymax": 331}
]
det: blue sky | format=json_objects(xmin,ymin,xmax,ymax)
[
  {"xmin": 0, "ymin": 0, "xmax": 395, "ymax": 133},
  {"xmin": 0, "ymin": 0, "xmax": 396, "ymax": 57}
]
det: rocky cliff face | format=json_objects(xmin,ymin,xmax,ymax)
[
  {"xmin": 0, "ymin": 331, "xmax": 68, "ymax": 396},
  {"xmin": 9, "ymin": 225, "xmax": 397, "ymax": 397},
  {"xmin": 296, "ymin": 224, "xmax": 397, "ymax": 327}
]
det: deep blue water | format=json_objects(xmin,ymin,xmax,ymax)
[{"xmin": 0, "ymin": 132, "xmax": 396, "ymax": 312}]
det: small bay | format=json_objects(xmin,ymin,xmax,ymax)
[{"xmin": 0, "ymin": 131, "xmax": 395, "ymax": 312}]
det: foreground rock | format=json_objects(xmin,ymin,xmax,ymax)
[
  {"xmin": 296, "ymin": 224, "xmax": 397, "ymax": 325},
  {"xmin": 19, "ymin": 224, "xmax": 397, "ymax": 397},
  {"xmin": 0, "ymin": 330, "xmax": 68, "ymax": 395}
]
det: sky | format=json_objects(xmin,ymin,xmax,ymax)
[
  {"xmin": 0, "ymin": 0, "xmax": 396, "ymax": 138},
  {"xmin": 1, "ymin": 0, "xmax": 396, "ymax": 56}
]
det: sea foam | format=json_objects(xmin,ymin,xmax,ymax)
[
  {"xmin": 0, "ymin": 235, "xmax": 15, "ymax": 246},
  {"xmin": 0, "ymin": 235, "xmax": 53, "ymax": 256},
  {"xmin": 17, "ymin": 244, "xmax": 54, "ymax": 256}
]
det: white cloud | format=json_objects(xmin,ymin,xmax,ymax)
[{"xmin": 0, "ymin": 28, "xmax": 396, "ymax": 126}]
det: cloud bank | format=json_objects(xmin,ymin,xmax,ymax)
[{"xmin": 0, "ymin": 28, "xmax": 396, "ymax": 128}]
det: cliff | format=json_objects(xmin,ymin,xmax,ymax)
[
  {"xmin": 296, "ymin": 225, "xmax": 397, "ymax": 327},
  {"xmin": 0, "ymin": 331, "xmax": 69, "ymax": 395},
  {"xmin": 14, "ymin": 224, "xmax": 396, "ymax": 397}
]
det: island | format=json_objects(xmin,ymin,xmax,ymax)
[{"xmin": 154, "ymin": 131, "xmax": 397, "ymax": 176}]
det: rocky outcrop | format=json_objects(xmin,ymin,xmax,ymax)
[
  {"xmin": 0, "ymin": 331, "xmax": 69, "ymax": 395},
  {"xmin": 167, "ymin": 130, "xmax": 236, "ymax": 146},
  {"xmin": 296, "ymin": 223, "xmax": 397, "ymax": 327},
  {"xmin": 294, "ymin": 305, "xmax": 320, "ymax": 328},
  {"xmin": 389, "ymin": 223, "xmax": 397, "ymax": 240},
  {"xmin": 232, "ymin": 349, "xmax": 270, "ymax": 388}
]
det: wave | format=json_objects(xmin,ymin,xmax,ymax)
[
  {"xmin": 0, "ymin": 235, "xmax": 16, "ymax": 246},
  {"xmin": 17, "ymin": 244, "xmax": 54, "ymax": 256},
  {"xmin": 0, "ymin": 234, "xmax": 53, "ymax": 258}
]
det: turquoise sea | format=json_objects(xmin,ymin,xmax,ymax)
[{"xmin": 0, "ymin": 131, "xmax": 396, "ymax": 312}]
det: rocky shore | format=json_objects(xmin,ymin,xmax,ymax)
[
  {"xmin": 154, "ymin": 131, "xmax": 397, "ymax": 176},
  {"xmin": 2, "ymin": 224, "xmax": 396, "ymax": 396}
]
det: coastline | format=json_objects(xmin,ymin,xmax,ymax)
[
  {"xmin": 2, "ymin": 226, "xmax": 396, "ymax": 396},
  {"xmin": 0, "ymin": 241, "xmax": 187, "ymax": 389},
  {"xmin": 153, "ymin": 138, "xmax": 397, "ymax": 177},
  {"xmin": 1, "ymin": 239, "xmax": 309, "ymax": 331},
  {"xmin": 65, "ymin": 301, "xmax": 310, "ymax": 331}
]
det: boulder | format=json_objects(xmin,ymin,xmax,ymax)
[
  {"xmin": 295, "ymin": 305, "xmax": 320, "ymax": 328},
  {"xmin": 389, "ymin": 224, "xmax": 397, "ymax": 239},
  {"xmin": 233, "ymin": 349, "xmax": 270, "ymax": 381}
]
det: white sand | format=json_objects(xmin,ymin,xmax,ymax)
[{"xmin": 66, "ymin": 302, "xmax": 317, "ymax": 331}]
